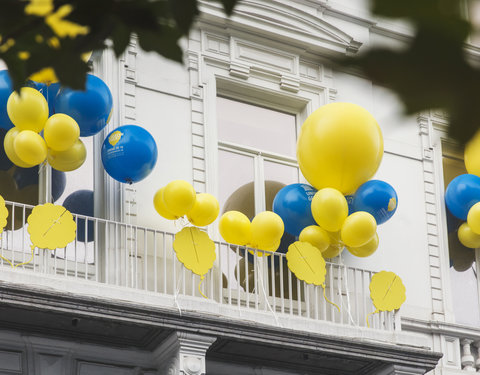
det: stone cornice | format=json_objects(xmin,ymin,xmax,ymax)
[{"xmin": 0, "ymin": 281, "xmax": 442, "ymax": 371}]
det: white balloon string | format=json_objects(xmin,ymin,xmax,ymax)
[
  {"xmin": 173, "ymin": 272, "xmax": 183, "ymax": 316},
  {"xmin": 338, "ymin": 252, "xmax": 358, "ymax": 327},
  {"xmin": 255, "ymin": 256, "xmax": 281, "ymax": 327}
]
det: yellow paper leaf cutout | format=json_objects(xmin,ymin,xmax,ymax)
[
  {"xmin": 369, "ymin": 271, "xmax": 406, "ymax": 312},
  {"xmin": 173, "ymin": 227, "xmax": 216, "ymax": 277},
  {"xmin": 27, "ymin": 203, "xmax": 77, "ymax": 250},
  {"xmin": 286, "ymin": 241, "xmax": 326, "ymax": 286},
  {"xmin": 25, "ymin": 0, "xmax": 54, "ymax": 17},
  {"xmin": 0, "ymin": 195, "xmax": 9, "ymax": 233}
]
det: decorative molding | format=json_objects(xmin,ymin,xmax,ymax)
[
  {"xmin": 280, "ymin": 74, "xmax": 300, "ymax": 93},
  {"xmin": 153, "ymin": 332, "xmax": 216, "ymax": 375},
  {"xmin": 417, "ymin": 114, "xmax": 446, "ymax": 321},
  {"xmin": 229, "ymin": 61, "xmax": 251, "ymax": 79},
  {"xmin": 374, "ymin": 364, "xmax": 426, "ymax": 375}
]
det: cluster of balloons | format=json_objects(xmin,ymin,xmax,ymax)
[
  {"xmin": 218, "ymin": 210, "xmax": 284, "ymax": 254},
  {"xmin": 272, "ymin": 103, "xmax": 398, "ymax": 259},
  {"xmin": 101, "ymin": 125, "xmax": 158, "ymax": 184},
  {"xmin": 154, "ymin": 180, "xmax": 220, "ymax": 227},
  {"xmin": 0, "ymin": 71, "xmax": 114, "ymax": 173},
  {"xmin": 445, "ymin": 134, "xmax": 480, "ymax": 249}
]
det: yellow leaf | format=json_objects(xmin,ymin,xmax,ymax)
[
  {"xmin": 46, "ymin": 5, "xmax": 89, "ymax": 38},
  {"xmin": 369, "ymin": 271, "xmax": 406, "ymax": 312},
  {"xmin": 286, "ymin": 241, "xmax": 326, "ymax": 286},
  {"xmin": 173, "ymin": 227, "xmax": 216, "ymax": 277},
  {"xmin": 0, "ymin": 195, "xmax": 8, "ymax": 233},
  {"xmin": 25, "ymin": 0, "xmax": 53, "ymax": 17},
  {"xmin": 27, "ymin": 203, "xmax": 77, "ymax": 250}
]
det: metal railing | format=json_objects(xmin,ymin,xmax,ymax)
[{"xmin": 0, "ymin": 200, "xmax": 398, "ymax": 331}]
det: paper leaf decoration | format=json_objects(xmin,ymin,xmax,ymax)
[
  {"xmin": 173, "ymin": 227, "xmax": 216, "ymax": 277},
  {"xmin": 286, "ymin": 241, "xmax": 326, "ymax": 286},
  {"xmin": 0, "ymin": 195, "xmax": 8, "ymax": 233},
  {"xmin": 369, "ymin": 271, "xmax": 406, "ymax": 312},
  {"xmin": 27, "ymin": 203, "xmax": 77, "ymax": 250}
]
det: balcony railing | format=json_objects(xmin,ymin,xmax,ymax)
[{"xmin": 0, "ymin": 200, "xmax": 398, "ymax": 332}]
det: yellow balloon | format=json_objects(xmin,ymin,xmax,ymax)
[
  {"xmin": 187, "ymin": 193, "xmax": 220, "ymax": 227},
  {"xmin": 467, "ymin": 202, "xmax": 480, "ymax": 235},
  {"xmin": 297, "ymin": 103, "xmax": 383, "ymax": 194},
  {"xmin": 153, "ymin": 187, "xmax": 177, "ymax": 220},
  {"xmin": 250, "ymin": 211, "xmax": 284, "ymax": 248},
  {"xmin": 458, "ymin": 222, "xmax": 480, "ymax": 249},
  {"xmin": 311, "ymin": 188, "xmax": 348, "ymax": 232},
  {"xmin": 43, "ymin": 113, "xmax": 80, "ymax": 151},
  {"xmin": 465, "ymin": 129, "xmax": 480, "ymax": 176},
  {"xmin": 347, "ymin": 233, "xmax": 379, "ymax": 257},
  {"xmin": 29, "ymin": 68, "xmax": 58, "ymax": 85},
  {"xmin": 163, "ymin": 180, "xmax": 196, "ymax": 217},
  {"xmin": 299, "ymin": 225, "xmax": 330, "ymax": 252},
  {"xmin": 341, "ymin": 211, "xmax": 377, "ymax": 248},
  {"xmin": 4, "ymin": 127, "xmax": 35, "ymax": 168},
  {"xmin": 48, "ymin": 139, "xmax": 86, "ymax": 171},
  {"xmin": 219, "ymin": 211, "xmax": 251, "ymax": 246},
  {"xmin": 13, "ymin": 130, "xmax": 47, "ymax": 166},
  {"xmin": 322, "ymin": 244, "xmax": 344, "ymax": 259},
  {"xmin": 7, "ymin": 87, "xmax": 49, "ymax": 132}
]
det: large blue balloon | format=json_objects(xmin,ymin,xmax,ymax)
[
  {"xmin": 445, "ymin": 174, "xmax": 480, "ymax": 220},
  {"xmin": 55, "ymin": 74, "xmax": 113, "ymax": 136},
  {"xmin": 12, "ymin": 166, "xmax": 66, "ymax": 202},
  {"xmin": 101, "ymin": 125, "xmax": 157, "ymax": 184},
  {"xmin": 0, "ymin": 70, "xmax": 14, "ymax": 130},
  {"xmin": 351, "ymin": 180, "xmax": 398, "ymax": 225},
  {"xmin": 63, "ymin": 190, "xmax": 94, "ymax": 242},
  {"xmin": 273, "ymin": 183, "xmax": 317, "ymax": 237}
]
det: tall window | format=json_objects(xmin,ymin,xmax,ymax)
[
  {"xmin": 443, "ymin": 141, "xmax": 480, "ymax": 326},
  {"xmin": 216, "ymin": 96, "xmax": 300, "ymax": 217}
]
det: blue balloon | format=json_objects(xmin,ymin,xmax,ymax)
[
  {"xmin": 0, "ymin": 70, "xmax": 14, "ymax": 130},
  {"xmin": 63, "ymin": 190, "xmax": 94, "ymax": 242},
  {"xmin": 445, "ymin": 174, "xmax": 480, "ymax": 220},
  {"xmin": 273, "ymin": 183, "xmax": 317, "ymax": 237},
  {"xmin": 345, "ymin": 195, "xmax": 354, "ymax": 215},
  {"xmin": 101, "ymin": 125, "xmax": 158, "ymax": 184},
  {"xmin": 55, "ymin": 74, "xmax": 113, "ymax": 136},
  {"xmin": 351, "ymin": 180, "xmax": 398, "ymax": 225},
  {"xmin": 12, "ymin": 166, "xmax": 66, "ymax": 202}
]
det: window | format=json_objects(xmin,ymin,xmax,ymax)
[
  {"xmin": 216, "ymin": 96, "xmax": 300, "ymax": 218},
  {"xmin": 442, "ymin": 141, "xmax": 480, "ymax": 327}
]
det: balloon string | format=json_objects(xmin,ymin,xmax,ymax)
[
  {"xmin": 198, "ymin": 276, "xmax": 208, "ymax": 299},
  {"xmin": 366, "ymin": 310, "xmax": 378, "ymax": 328},
  {"xmin": 13, "ymin": 244, "xmax": 35, "ymax": 269},
  {"xmin": 0, "ymin": 254, "xmax": 14, "ymax": 268},
  {"xmin": 322, "ymin": 284, "xmax": 340, "ymax": 313}
]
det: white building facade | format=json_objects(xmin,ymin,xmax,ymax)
[{"xmin": 0, "ymin": 0, "xmax": 477, "ymax": 374}]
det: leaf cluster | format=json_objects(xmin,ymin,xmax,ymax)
[
  {"xmin": 0, "ymin": 0, "xmax": 237, "ymax": 91},
  {"xmin": 340, "ymin": 0, "xmax": 480, "ymax": 143}
]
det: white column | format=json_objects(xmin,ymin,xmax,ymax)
[
  {"xmin": 153, "ymin": 331, "xmax": 216, "ymax": 375},
  {"xmin": 461, "ymin": 339, "xmax": 476, "ymax": 372},
  {"xmin": 474, "ymin": 341, "xmax": 480, "ymax": 372}
]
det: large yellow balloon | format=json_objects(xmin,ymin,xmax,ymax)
[
  {"xmin": 48, "ymin": 138, "xmax": 86, "ymax": 171},
  {"xmin": 250, "ymin": 211, "xmax": 284, "ymax": 249},
  {"xmin": 458, "ymin": 222, "xmax": 480, "ymax": 249},
  {"xmin": 187, "ymin": 193, "xmax": 220, "ymax": 227},
  {"xmin": 153, "ymin": 187, "xmax": 176, "ymax": 220},
  {"xmin": 43, "ymin": 113, "xmax": 80, "ymax": 151},
  {"xmin": 7, "ymin": 87, "xmax": 49, "ymax": 132},
  {"xmin": 297, "ymin": 103, "xmax": 383, "ymax": 194},
  {"xmin": 311, "ymin": 188, "xmax": 348, "ymax": 232},
  {"xmin": 465, "ymin": 129, "xmax": 480, "ymax": 176},
  {"xmin": 341, "ymin": 211, "xmax": 377, "ymax": 248},
  {"xmin": 299, "ymin": 225, "xmax": 330, "ymax": 252},
  {"xmin": 347, "ymin": 232, "xmax": 379, "ymax": 257},
  {"xmin": 323, "ymin": 230, "xmax": 344, "ymax": 258},
  {"xmin": 4, "ymin": 127, "xmax": 35, "ymax": 168},
  {"xmin": 13, "ymin": 130, "xmax": 47, "ymax": 166},
  {"xmin": 163, "ymin": 180, "xmax": 196, "ymax": 217},
  {"xmin": 467, "ymin": 202, "xmax": 480, "ymax": 235},
  {"xmin": 219, "ymin": 211, "xmax": 251, "ymax": 246}
]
